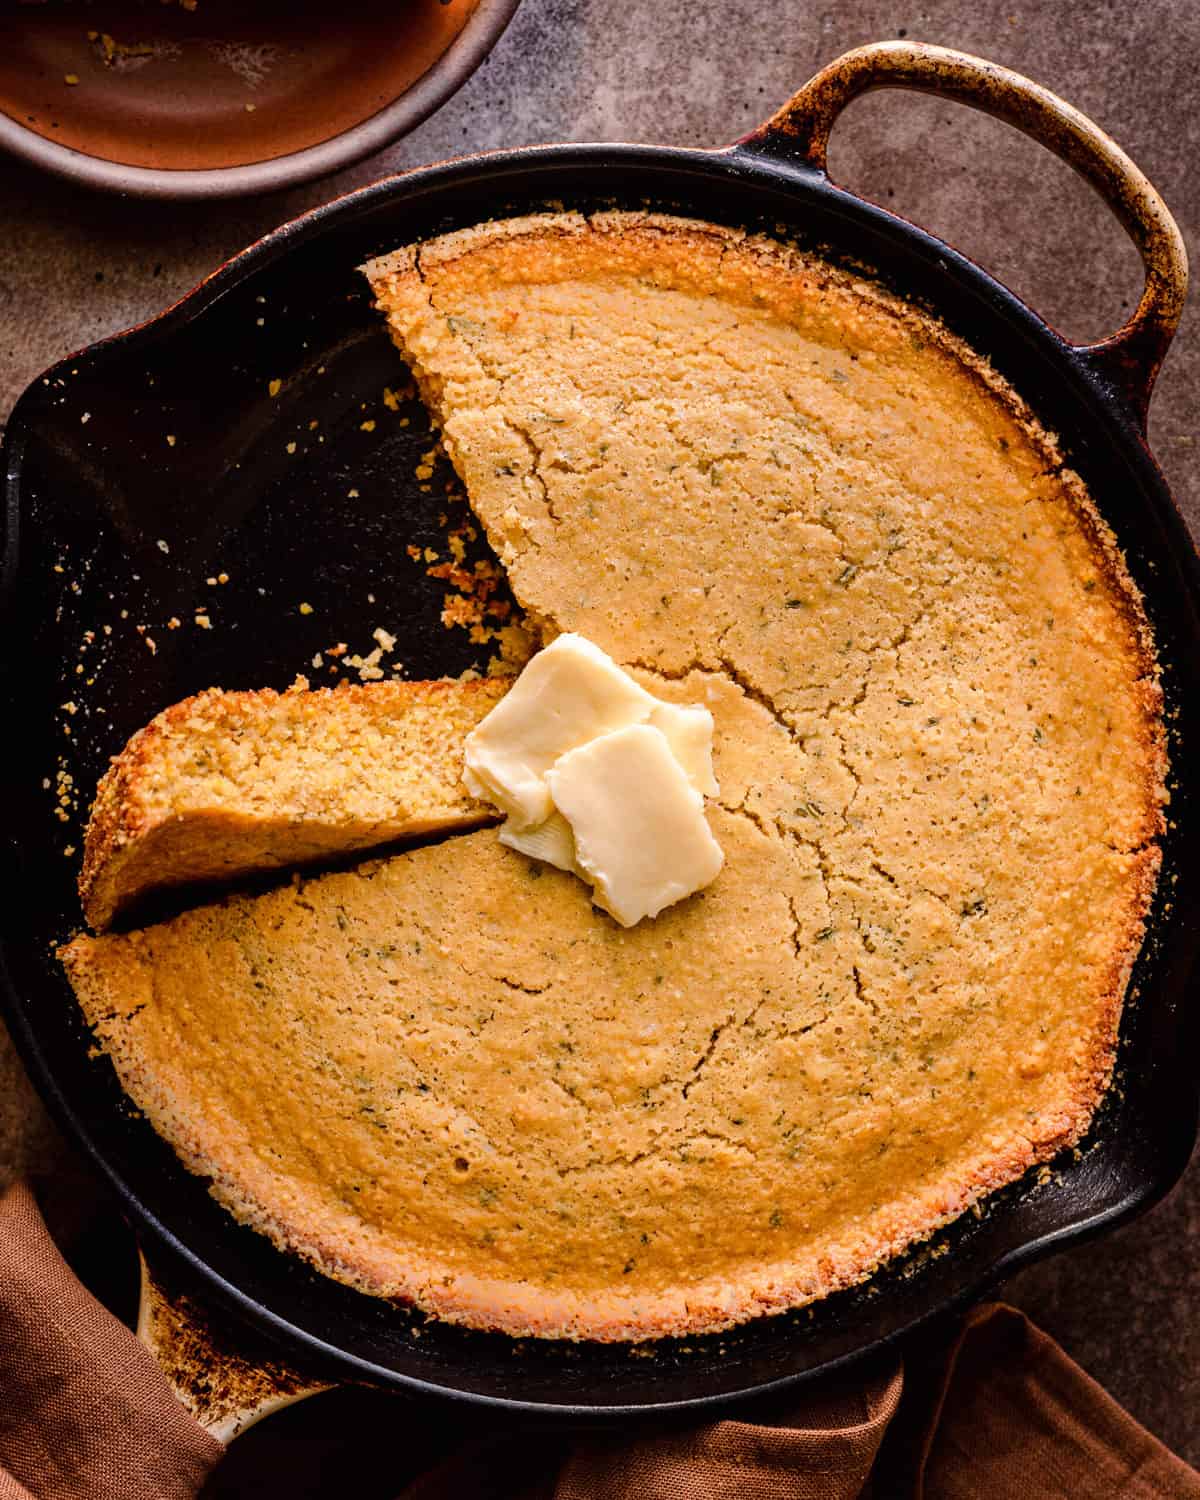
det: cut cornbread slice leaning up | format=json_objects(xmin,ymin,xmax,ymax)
[{"xmin": 79, "ymin": 675, "xmax": 510, "ymax": 931}]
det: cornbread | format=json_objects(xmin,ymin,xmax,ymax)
[
  {"xmin": 80, "ymin": 675, "xmax": 508, "ymax": 930},
  {"xmin": 62, "ymin": 212, "xmax": 1165, "ymax": 1341}
]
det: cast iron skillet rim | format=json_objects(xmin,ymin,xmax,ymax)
[
  {"xmin": 9, "ymin": 139, "xmax": 1196, "ymax": 670},
  {"xmin": 3, "ymin": 136, "xmax": 1174, "ymax": 471},
  {"xmin": 2, "ymin": 135, "xmax": 1198, "ymax": 1415}
]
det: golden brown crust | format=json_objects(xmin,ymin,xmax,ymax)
[
  {"xmin": 61, "ymin": 212, "xmax": 1167, "ymax": 1344},
  {"xmin": 80, "ymin": 675, "xmax": 508, "ymax": 930}
]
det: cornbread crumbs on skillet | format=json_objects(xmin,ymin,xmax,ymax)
[{"xmin": 62, "ymin": 212, "xmax": 1165, "ymax": 1343}]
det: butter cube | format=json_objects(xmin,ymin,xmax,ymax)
[{"xmin": 547, "ymin": 725, "xmax": 724, "ymax": 927}]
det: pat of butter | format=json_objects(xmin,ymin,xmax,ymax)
[
  {"xmin": 547, "ymin": 725, "xmax": 724, "ymax": 927},
  {"xmin": 464, "ymin": 634, "xmax": 717, "ymax": 826},
  {"xmin": 499, "ymin": 809, "xmax": 581, "ymax": 873},
  {"xmin": 464, "ymin": 633, "xmax": 723, "ymax": 925},
  {"xmin": 464, "ymin": 635, "xmax": 653, "ymax": 828}
]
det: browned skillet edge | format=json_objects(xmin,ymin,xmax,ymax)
[{"xmin": 137, "ymin": 1255, "xmax": 331, "ymax": 1442}]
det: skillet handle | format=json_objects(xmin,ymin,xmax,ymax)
[
  {"xmin": 137, "ymin": 1248, "xmax": 332, "ymax": 1444},
  {"xmin": 738, "ymin": 41, "xmax": 1188, "ymax": 428}
]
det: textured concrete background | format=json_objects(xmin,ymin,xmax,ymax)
[{"xmin": 1, "ymin": 0, "xmax": 1197, "ymax": 1486}]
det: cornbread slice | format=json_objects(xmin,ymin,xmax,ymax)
[
  {"xmin": 80, "ymin": 676, "xmax": 509, "ymax": 930},
  {"xmin": 63, "ymin": 212, "xmax": 1166, "ymax": 1342}
]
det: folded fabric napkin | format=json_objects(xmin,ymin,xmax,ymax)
[{"xmin": 0, "ymin": 1181, "xmax": 1195, "ymax": 1500}]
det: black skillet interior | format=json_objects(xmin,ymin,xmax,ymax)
[{"xmin": 2, "ymin": 142, "xmax": 1200, "ymax": 1416}]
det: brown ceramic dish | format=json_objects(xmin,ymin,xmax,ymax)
[{"xmin": 0, "ymin": 0, "xmax": 520, "ymax": 199}]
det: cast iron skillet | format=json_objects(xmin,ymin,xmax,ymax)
[{"xmin": 1, "ymin": 42, "xmax": 1197, "ymax": 1428}]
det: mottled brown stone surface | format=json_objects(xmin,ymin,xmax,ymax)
[{"xmin": 1, "ymin": 0, "xmax": 1196, "ymax": 1484}]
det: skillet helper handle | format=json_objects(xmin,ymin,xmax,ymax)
[
  {"xmin": 137, "ymin": 1248, "xmax": 331, "ymax": 1444},
  {"xmin": 740, "ymin": 41, "xmax": 1188, "ymax": 427}
]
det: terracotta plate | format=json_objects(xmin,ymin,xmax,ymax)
[{"xmin": 0, "ymin": 0, "xmax": 519, "ymax": 198}]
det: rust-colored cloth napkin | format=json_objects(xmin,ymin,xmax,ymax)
[
  {"xmin": 1, "ymin": 1180, "xmax": 1197, "ymax": 1500},
  {"xmin": 0, "ymin": 1183, "xmax": 222, "ymax": 1500},
  {"xmin": 399, "ymin": 1311, "xmax": 1200, "ymax": 1500}
]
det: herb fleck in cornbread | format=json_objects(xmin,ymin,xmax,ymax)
[{"xmin": 61, "ymin": 213, "xmax": 1165, "ymax": 1341}]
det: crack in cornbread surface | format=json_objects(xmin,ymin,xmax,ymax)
[
  {"xmin": 81, "ymin": 675, "xmax": 508, "ymax": 930},
  {"xmin": 63, "ymin": 212, "xmax": 1164, "ymax": 1341}
]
